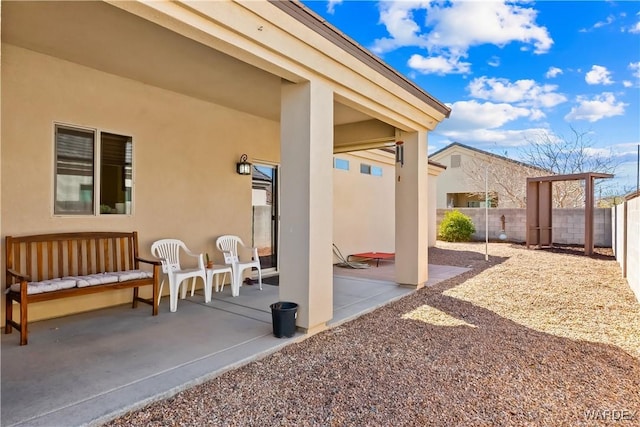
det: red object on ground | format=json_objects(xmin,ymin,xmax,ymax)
[{"xmin": 347, "ymin": 252, "xmax": 395, "ymax": 267}]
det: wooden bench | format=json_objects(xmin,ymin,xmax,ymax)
[{"xmin": 4, "ymin": 231, "xmax": 161, "ymax": 345}]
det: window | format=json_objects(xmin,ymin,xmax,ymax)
[
  {"xmin": 55, "ymin": 125, "xmax": 132, "ymax": 215},
  {"xmin": 450, "ymin": 154, "xmax": 461, "ymax": 168},
  {"xmin": 359, "ymin": 163, "xmax": 383, "ymax": 177},
  {"xmin": 334, "ymin": 158, "xmax": 349, "ymax": 171}
]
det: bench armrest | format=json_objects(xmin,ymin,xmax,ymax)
[
  {"xmin": 7, "ymin": 268, "xmax": 30, "ymax": 282},
  {"xmin": 135, "ymin": 257, "xmax": 162, "ymax": 266}
]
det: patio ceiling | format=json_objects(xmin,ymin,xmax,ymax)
[{"xmin": 2, "ymin": 0, "xmax": 378, "ymax": 132}]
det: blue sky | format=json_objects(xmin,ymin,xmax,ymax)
[{"xmin": 301, "ymin": 0, "xmax": 640, "ymax": 194}]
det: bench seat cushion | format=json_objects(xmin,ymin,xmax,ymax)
[
  {"xmin": 9, "ymin": 278, "xmax": 77, "ymax": 295},
  {"xmin": 9, "ymin": 270, "xmax": 153, "ymax": 294},
  {"xmin": 113, "ymin": 270, "xmax": 153, "ymax": 282},
  {"xmin": 64, "ymin": 273, "xmax": 120, "ymax": 288}
]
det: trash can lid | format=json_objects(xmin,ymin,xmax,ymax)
[{"xmin": 270, "ymin": 301, "xmax": 298, "ymax": 310}]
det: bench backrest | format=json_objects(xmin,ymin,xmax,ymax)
[{"xmin": 5, "ymin": 232, "xmax": 140, "ymax": 284}]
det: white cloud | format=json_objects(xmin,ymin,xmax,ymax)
[
  {"xmin": 436, "ymin": 127, "xmax": 550, "ymax": 147},
  {"xmin": 565, "ymin": 93, "xmax": 627, "ymax": 122},
  {"xmin": 584, "ymin": 147, "xmax": 614, "ymax": 157},
  {"xmin": 467, "ymin": 77, "xmax": 567, "ymax": 108},
  {"xmin": 529, "ymin": 109, "xmax": 546, "ymax": 121},
  {"xmin": 327, "ymin": 0, "xmax": 343, "ymax": 14},
  {"xmin": 629, "ymin": 15, "xmax": 640, "ymax": 33},
  {"xmin": 585, "ymin": 65, "xmax": 614, "ymax": 85},
  {"xmin": 612, "ymin": 142, "xmax": 640, "ymax": 156},
  {"xmin": 419, "ymin": 1, "xmax": 553, "ymax": 54},
  {"xmin": 593, "ymin": 15, "xmax": 615, "ymax": 29},
  {"xmin": 371, "ymin": 1, "xmax": 553, "ymax": 75},
  {"xmin": 545, "ymin": 67, "xmax": 563, "ymax": 78},
  {"xmin": 488, "ymin": 56, "xmax": 500, "ymax": 67},
  {"xmin": 371, "ymin": 1, "xmax": 431, "ymax": 54},
  {"xmin": 437, "ymin": 100, "xmax": 533, "ymax": 133},
  {"xmin": 407, "ymin": 54, "xmax": 470, "ymax": 75},
  {"xmin": 623, "ymin": 81, "xmax": 633, "ymax": 88},
  {"xmin": 629, "ymin": 62, "xmax": 640, "ymax": 79}
]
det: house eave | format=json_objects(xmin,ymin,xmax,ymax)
[{"xmin": 269, "ymin": 0, "xmax": 451, "ymax": 120}]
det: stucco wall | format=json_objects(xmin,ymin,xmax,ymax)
[
  {"xmin": 429, "ymin": 145, "xmax": 531, "ymax": 209},
  {"xmin": 430, "ymin": 146, "xmax": 474, "ymax": 209},
  {"xmin": 627, "ymin": 197, "xmax": 640, "ymax": 301},
  {"xmin": 1, "ymin": 45, "xmax": 280, "ymax": 322},
  {"xmin": 436, "ymin": 208, "xmax": 612, "ymax": 246},
  {"xmin": 333, "ymin": 151, "xmax": 396, "ymax": 260},
  {"xmin": 614, "ymin": 197, "xmax": 640, "ymax": 301}
]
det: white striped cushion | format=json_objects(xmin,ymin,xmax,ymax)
[
  {"xmin": 10, "ymin": 278, "xmax": 77, "ymax": 295},
  {"xmin": 113, "ymin": 270, "xmax": 153, "ymax": 282},
  {"xmin": 65, "ymin": 273, "xmax": 119, "ymax": 288}
]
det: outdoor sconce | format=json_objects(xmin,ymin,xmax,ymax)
[
  {"xmin": 236, "ymin": 154, "xmax": 252, "ymax": 175},
  {"xmin": 395, "ymin": 141, "xmax": 404, "ymax": 167}
]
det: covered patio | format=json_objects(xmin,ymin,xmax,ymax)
[
  {"xmin": 1, "ymin": 264, "xmax": 469, "ymax": 427},
  {"xmin": 2, "ymin": 0, "xmax": 450, "ymax": 341}
]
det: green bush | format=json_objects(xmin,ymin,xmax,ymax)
[{"xmin": 438, "ymin": 210, "xmax": 476, "ymax": 242}]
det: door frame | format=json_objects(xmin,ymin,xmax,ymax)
[{"xmin": 251, "ymin": 161, "xmax": 280, "ymax": 275}]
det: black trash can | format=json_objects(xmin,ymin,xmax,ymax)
[{"xmin": 270, "ymin": 301, "xmax": 298, "ymax": 338}]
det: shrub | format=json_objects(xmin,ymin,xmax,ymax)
[{"xmin": 438, "ymin": 210, "xmax": 476, "ymax": 242}]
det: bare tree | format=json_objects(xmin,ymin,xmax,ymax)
[
  {"xmin": 461, "ymin": 127, "xmax": 619, "ymax": 208},
  {"xmin": 519, "ymin": 126, "xmax": 619, "ymax": 207},
  {"xmin": 522, "ymin": 126, "xmax": 617, "ymax": 176},
  {"xmin": 461, "ymin": 155, "xmax": 543, "ymax": 208}
]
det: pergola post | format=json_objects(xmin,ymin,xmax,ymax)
[{"xmin": 525, "ymin": 172, "xmax": 613, "ymax": 255}]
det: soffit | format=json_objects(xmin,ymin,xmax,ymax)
[{"xmin": 1, "ymin": 0, "xmax": 372, "ymax": 126}]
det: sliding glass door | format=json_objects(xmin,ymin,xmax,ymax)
[{"xmin": 251, "ymin": 164, "xmax": 278, "ymax": 273}]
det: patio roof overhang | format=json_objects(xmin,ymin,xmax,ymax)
[{"xmin": 2, "ymin": 1, "xmax": 448, "ymax": 154}]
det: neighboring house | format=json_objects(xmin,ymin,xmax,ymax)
[
  {"xmin": 1, "ymin": 1, "xmax": 450, "ymax": 334},
  {"xmin": 429, "ymin": 142, "xmax": 550, "ymax": 209}
]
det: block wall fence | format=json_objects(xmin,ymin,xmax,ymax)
[
  {"xmin": 612, "ymin": 196, "xmax": 640, "ymax": 302},
  {"xmin": 435, "ymin": 208, "xmax": 612, "ymax": 247}
]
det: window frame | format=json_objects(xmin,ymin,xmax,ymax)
[{"xmin": 53, "ymin": 123, "xmax": 134, "ymax": 217}]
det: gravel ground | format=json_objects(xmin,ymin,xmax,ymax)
[{"xmin": 106, "ymin": 242, "xmax": 640, "ymax": 426}]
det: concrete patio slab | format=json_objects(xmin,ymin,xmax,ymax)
[{"xmin": 1, "ymin": 264, "xmax": 469, "ymax": 427}]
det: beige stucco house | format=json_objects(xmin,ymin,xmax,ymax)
[
  {"xmin": 1, "ymin": 1, "xmax": 450, "ymax": 335},
  {"xmin": 429, "ymin": 142, "xmax": 547, "ymax": 209},
  {"xmin": 333, "ymin": 150, "xmax": 446, "ymax": 258}
]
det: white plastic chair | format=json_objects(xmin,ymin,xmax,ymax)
[
  {"xmin": 215, "ymin": 235, "xmax": 262, "ymax": 296},
  {"xmin": 151, "ymin": 239, "xmax": 206, "ymax": 312}
]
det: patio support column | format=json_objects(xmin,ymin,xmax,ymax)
[
  {"xmin": 279, "ymin": 80, "xmax": 334, "ymax": 335},
  {"xmin": 395, "ymin": 130, "xmax": 428, "ymax": 288}
]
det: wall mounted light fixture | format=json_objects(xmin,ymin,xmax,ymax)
[
  {"xmin": 395, "ymin": 141, "xmax": 404, "ymax": 167},
  {"xmin": 236, "ymin": 154, "xmax": 252, "ymax": 175}
]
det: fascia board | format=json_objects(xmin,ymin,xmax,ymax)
[{"xmin": 238, "ymin": 0, "xmax": 446, "ymax": 128}]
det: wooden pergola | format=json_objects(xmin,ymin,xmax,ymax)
[{"xmin": 526, "ymin": 172, "xmax": 614, "ymax": 255}]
